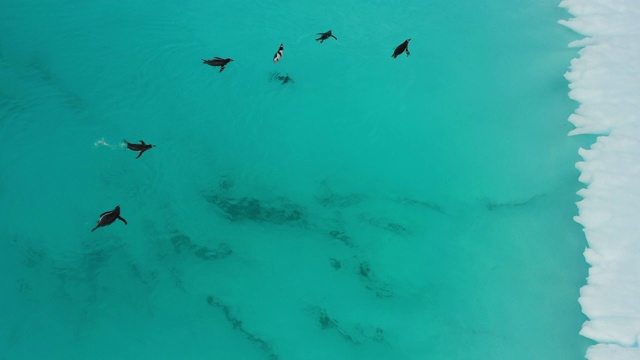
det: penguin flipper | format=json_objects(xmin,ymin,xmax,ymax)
[
  {"xmin": 118, "ymin": 216, "xmax": 128, "ymax": 225},
  {"xmin": 91, "ymin": 225, "xmax": 99, "ymax": 232},
  {"xmin": 331, "ymin": 35, "xmax": 337, "ymax": 40},
  {"xmin": 219, "ymin": 66, "xmax": 225, "ymax": 73},
  {"xmin": 140, "ymin": 140, "xmax": 146, "ymax": 145},
  {"xmin": 135, "ymin": 151, "xmax": 143, "ymax": 159}
]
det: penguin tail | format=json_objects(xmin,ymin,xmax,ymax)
[{"xmin": 91, "ymin": 225, "xmax": 99, "ymax": 232}]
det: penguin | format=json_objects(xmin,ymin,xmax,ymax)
[
  {"xmin": 124, "ymin": 139, "xmax": 155, "ymax": 159},
  {"xmin": 316, "ymin": 30, "xmax": 337, "ymax": 43},
  {"xmin": 91, "ymin": 205, "xmax": 127, "ymax": 232},
  {"xmin": 273, "ymin": 44, "xmax": 283, "ymax": 63},
  {"xmin": 202, "ymin": 57, "xmax": 233, "ymax": 72},
  {"xmin": 392, "ymin": 39, "xmax": 411, "ymax": 58}
]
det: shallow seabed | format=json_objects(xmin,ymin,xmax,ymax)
[{"xmin": 0, "ymin": 1, "xmax": 593, "ymax": 359}]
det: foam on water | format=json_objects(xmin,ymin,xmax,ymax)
[{"xmin": 560, "ymin": 0, "xmax": 640, "ymax": 358}]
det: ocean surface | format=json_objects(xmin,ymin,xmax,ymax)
[{"xmin": 0, "ymin": 1, "xmax": 596, "ymax": 359}]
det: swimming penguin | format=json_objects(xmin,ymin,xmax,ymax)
[
  {"xmin": 316, "ymin": 30, "xmax": 337, "ymax": 43},
  {"xmin": 124, "ymin": 139, "xmax": 155, "ymax": 159},
  {"xmin": 273, "ymin": 44, "xmax": 283, "ymax": 63},
  {"xmin": 202, "ymin": 57, "xmax": 233, "ymax": 72},
  {"xmin": 392, "ymin": 39, "xmax": 411, "ymax": 58},
  {"xmin": 91, "ymin": 205, "xmax": 127, "ymax": 232}
]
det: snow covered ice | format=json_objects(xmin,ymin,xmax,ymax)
[{"xmin": 560, "ymin": 0, "xmax": 640, "ymax": 358}]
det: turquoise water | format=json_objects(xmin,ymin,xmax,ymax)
[{"xmin": 0, "ymin": 0, "xmax": 594, "ymax": 359}]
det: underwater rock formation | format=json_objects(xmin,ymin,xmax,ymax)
[
  {"xmin": 484, "ymin": 193, "xmax": 545, "ymax": 211},
  {"xmin": 170, "ymin": 234, "xmax": 232, "ymax": 261},
  {"xmin": 315, "ymin": 182, "xmax": 366, "ymax": 208},
  {"xmin": 309, "ymin": 306, "xmax": 386, "ymax": 345},
  {"xmin": 328, "ymin": 230, "xmax": 354, "ymax": 247},
  {"xmin": 398, "ymin": 197, "xmax": 446, "ymax": 214},
  {"xmin": 357, "ymin": 261, "xmax": 394, "ymax": 299},
  {"xmin": 206, "ymin": 194, "xmax": 307, "ymax": 226},
  {"xmin": 359, "ymin": 214, "xmax": 410, "ymax": 236},
  {"xmin": 311, "ymin": 306, "xmax": 360, "ymax": 344},
  {"xmin": 206, "ymin": 295, "xmax": 278, "ymax": 360}
]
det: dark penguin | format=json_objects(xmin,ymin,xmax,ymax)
[
  {"xmin": 392, "ymin": 39, "xmax": 411, "ymax": 58},
  {"xmin": 91, "ymin": 205, "xmax": 127, "ymax": 232},
  {"xmin": 273, "ymin": 43, "xmax": 283, "ymax": 63},
  {"xmin": 202, "ymin": 57, "xmax": 233, "ymax": 72},
  {"xmin": 124, "ymin": 139, "xmax": 155, "ymax": 159},
  {"xmin": 316, "ymin": 30, "xmax": 337, "ymax": 43}
]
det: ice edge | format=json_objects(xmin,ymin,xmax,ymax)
[{"xmin": 559, "ymin": 0, "xmax": 640, "ymax": 358}]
